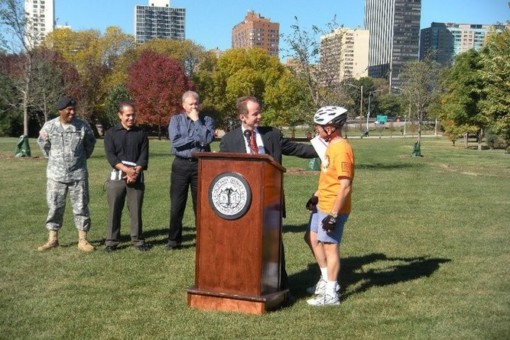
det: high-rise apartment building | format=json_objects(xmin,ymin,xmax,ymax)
[
  {"xmin": 232, "ymin": 11, "xmax": 279, "ymax": 57},
  {"xmin": 24, "ymin": 0, "xmax": 55, "ymax": 48},
  {"xmin": 134, "ymin": 0, "xmax": 185, "ymax": 44},
  {"xmin": 420, "ymin": 22, "xmax": 505, "ymax": 66},
  {"xmin": 320, "ymin": 28, "xmax": 369, "ymax": 83},
  {"xmin": 364, "ymin": 0, "xmax": 421, "ymax": 88}
]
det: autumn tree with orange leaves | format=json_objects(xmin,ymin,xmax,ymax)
[{"xmin": 127, "ymin": 50, "xmax": 193, "ymax": 139}]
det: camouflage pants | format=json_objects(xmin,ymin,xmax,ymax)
[{"xmin": 45, "ymin": 178, "xmax": 91, "ymax": 231}]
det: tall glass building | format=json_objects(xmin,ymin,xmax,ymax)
[
  {"xmin": 420, "ymin": 23, "xmax": 505, "ymax": 66},
  {"xmin": 24, "ymin": 0, "xmax": 55, "ymax": 48},
  {"xmin": 135, "ymin": 0, "xmax": 185, "ymax": 44},
  {"xmin": 364, "ymin": 0, "xmax": 421, "ymax": 88}
]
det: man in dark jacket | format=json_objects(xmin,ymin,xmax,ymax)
[{"xmin": 220, "ymin": 96, "xmax": 317, "ymax": 294}]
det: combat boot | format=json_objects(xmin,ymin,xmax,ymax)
[
  {"xmin": 38, "ymin": 230, "xmax": 59, "ymax": 251},
  {"xmin": 78, "ymin": 230, "xmax": 95, "ymax": 252}
]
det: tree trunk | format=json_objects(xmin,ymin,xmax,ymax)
[
  {"xmin": 43, "ymin": 95, "xmax": 48, "ymax": 122},
  {"xmin": 22, "ymin": 90, "xmax": 29, "ymax": 137},
  {"xmin": 158, "ymin": 116, "xmax": 162, "ymax": 140},
  {"xmin": 477, "ymin": 128, "xmax": 483, "ymax": 151},
  {"xmin": 417, "ymin": 109, "xmax": 422, "ymax": 145},
  {"xmin": 41, "ymin": 91, "xmax": 48, "ymax": 123},
  {"xmin": 22, "ymin": 52, "xmax": 33, "ymax": 137}
]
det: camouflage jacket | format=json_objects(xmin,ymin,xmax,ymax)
[{"xmin": 38, "ymin": 117, "xmax": 96, "ymax": 182}]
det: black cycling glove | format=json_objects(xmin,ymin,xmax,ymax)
[
  {"xmin": 305, "ymin": 195, "xmax": 318, "ymax": 210},
  {"xmin": 321, "ymin": 215, "xmax": 337, "ymax": 232}
]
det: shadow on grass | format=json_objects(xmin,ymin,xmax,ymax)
[
  {"xmin": 355, "ymin": 162, "xmax": 425, "ymax": 170},
  {"xmin": 143, "ymin": 226, "xmax": 197, "ymax": 248},
  {"xmin": 340, "ymin": 253, "xmax": 451, "ymax": 300},
  {"xmin": 290, "ymin": 253, "xmax": 451, "ymax": 302},
  {"xmin": 283, "ymin": 223, "xmax": 308, "ymax": 234},
  {"xmin": 89, "ymin": 226, "xmax": 197, "ymax": 250}
]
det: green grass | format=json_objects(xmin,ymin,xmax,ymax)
[
  {"xmin": 1, "ymin": 136, "xmax": 509, "ymax": 339},
  {"xmin": 281, "ymin": 122, "xmax": 435, "ymax": 139}
]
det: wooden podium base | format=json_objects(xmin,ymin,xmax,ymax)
[{"xmin": 187, "ymin": 287, "xmax": 288, "ymax": 315}]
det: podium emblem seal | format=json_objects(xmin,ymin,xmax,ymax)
[{"xmin": 208, "ymin": 172, "xmax": 251, "ymax": 220}]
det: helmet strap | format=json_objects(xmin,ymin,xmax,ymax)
[{"xmin": 323, "ymin": 126, "xmax": 337, "ymax": 142}]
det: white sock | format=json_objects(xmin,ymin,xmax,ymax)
[
  {"xmin": 320, "ymin": 267, "xmax": 328, "ymax": 280},
  {"xmin": 326, "ymin": 280, "xmax": 337, "ymax": 296}
]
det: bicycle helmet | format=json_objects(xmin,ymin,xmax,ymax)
[{"xmin": 313, "ymin": 106, "xmax": 348, "ymax": 126}]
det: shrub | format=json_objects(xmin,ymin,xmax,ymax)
[{"xmin": 485, "ymin": 131, "xmax": 508, "ymax": 150}]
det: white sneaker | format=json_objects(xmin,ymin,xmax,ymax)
[
  {"xmin": 307, "ymin": 293, "xmax": 340, "ymax": 306},
  {"xmin": 306, "ymin": 278, "xmax": 326, "ymax": 295},
  {"xmin": 306, "ymin": 278, "xmax": 340, "ymax": 295}
]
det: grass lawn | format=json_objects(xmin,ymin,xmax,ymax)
[{"xmin": 0, "ymin": 136, "xmax": 508, "ymax": 339}]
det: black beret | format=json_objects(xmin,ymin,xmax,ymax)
[{"xmin": 56, "ymin": 96, "xmax": 76, "ymax": 110}]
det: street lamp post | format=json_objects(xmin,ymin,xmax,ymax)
[
  {"xmin": 366, "ymin": 89, "xmax": 383, "ymax": 135},
  {"xmin": 360, "ymin": 85, "xmax": 363, "ymax": 122},
  {"xmin": 391, "ymin": 86, "xmax": 407, "ymax": 137},
  {"xmin": 345, "ymin": 83, "xmax": 363, "ymax": 130},
  {"xmin": 367, "ymin": 93, "xmax": 371, "ymax": 133}
]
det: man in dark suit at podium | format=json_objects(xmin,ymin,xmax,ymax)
[{"xmin": 220, "ymin": 96, "xmax": 317, "ymax": 293}]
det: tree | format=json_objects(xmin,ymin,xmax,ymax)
[
  {"xmin": 479, "ymin": 27, "xmax": 510, "ymax": 144},
  {"xmin": 0, "ymin": 0, "xmax": 37, "ymax": 51},
  {"xmin": 282, "ymin": 17, "xmax": 343, "ymax": 108},
  {"xmin": 107, "ymin": 39, "xmax": 212, "ymax": 91},
  {"xmin": 98, "ymin": 27, "xmax": 135, "ymax": 69},
  {"xmin": 398, "ymin": 57, "xmax": 442, "ymax": 150},
  {"xmin": 44, "ymin": 26, "xmax": 134, "ymax": 122},
  {"xmin": 30, "ymin": 48, "xmax": 80, "ymax": 123},
  {"xmin": 192, "ymin": 52, "xmax": 219, "ymax": 120},
  {"xmin": 378, "ymin": 93, "xmax": 402, "ymax": 118},
  {"xmin": 263, "ymin": 69, "xmax": 313, "ymax": 131},
  {"xmin": 2, "ymin": 8, "xmax": 89, "ymax": 136},
  {"xmin": 441, "ymin": 118, "xmax": 465, "ymax": 146},
  {"xmin": 126, "ymin": 50, "xmax": 193, "ymax": 139},
  {"xmin": 341, "ymin": 77, "xmax": 379, "ymax": 118},
  {"xmin": 436, "ymin": 50, "xmax": 485, "ymax": 149},
  {"xmin": 100, "ymin": 85, "xmax": 131, "ymax": 131},
  {"xmin": 206, "ymin": 48, "xmax": 303, "ymax": 128},
  {"xmin": 137, "ymin": 39, "xmax": 209, "ymax": 79},
  {"xmin": 209, "ymin": 48, "xmax": 284, "ymax": 126},
  {"xmin": 0, "ymin": 61, "xmax": 22, "ymax": 136},
  {"xmin": 0, "ymin": 0, "xmax": 37, "ymax": 137}
]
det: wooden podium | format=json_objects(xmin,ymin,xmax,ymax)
[{"xmin": 187, "ymin": 152, "xmax": 287, "ymax": 314}]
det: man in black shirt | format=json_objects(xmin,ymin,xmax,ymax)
[{"xmin": 104, "ymin": 102, "xmax": 151, "ymax": 252}]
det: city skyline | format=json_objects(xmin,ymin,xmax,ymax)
[
  {"xmin": 365, "ymin": 0, "xmax": 422, "ymax": 88},
  {"xmin": 47, "ymin": 0, "xmax": 509, "ymax": 59}
]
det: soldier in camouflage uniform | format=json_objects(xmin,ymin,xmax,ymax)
[{"xmin": 37, "ymin": 96, "xmax": 96, "ymax": 252}]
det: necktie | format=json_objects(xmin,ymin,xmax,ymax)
[{"xmin": 249, "ymin": 130, "xmax": 258, "ymax": 154}]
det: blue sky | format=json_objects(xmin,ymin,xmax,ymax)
[{"xmin": 56, "ymin": 0, "xmax": 509, "ymax": 56}]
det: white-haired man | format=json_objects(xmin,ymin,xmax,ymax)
[{"xmin": 305, "ymin": 106, "xmax": 355, "ymax": 306}]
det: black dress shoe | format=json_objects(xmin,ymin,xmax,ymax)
[
  {"xmin": 105, "ymin": 245, "xmax": 117, "ymax": 253},
  {"xmin": 285, "ymin": 292, "xmax": 296, "ymax": 305},
  {"xmin": 136, "ymin": 244, "xmax": 152, "ymax": 252},
  {"xmin": 164, "ymin": 243, "xmax": 181, "ymax": 251}
]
